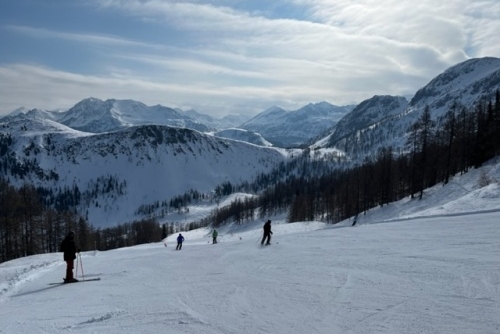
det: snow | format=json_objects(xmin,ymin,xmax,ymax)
[{"xmin": 1, "ymin": 161, "xmax": 500, "ymax": 333}]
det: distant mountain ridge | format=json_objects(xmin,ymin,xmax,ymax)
[
  {"xmin": 58, "ymin": 98, "xmax": 209, "ymax": 133},
  {"xmin": 5, "ymin": 98, "xmax": 356, "ymax": 147},
  {"xmin": 183, "ymin": 109, "xmax": 251, "ymax": 129},
  {"xmin": 241, "ymin": 102, "xmax": 355, "ymax": 147}
]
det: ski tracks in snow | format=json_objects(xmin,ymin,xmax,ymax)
[
  {"xmin": 64, "ymin": 308, "xmax": 208, "ymax": 333},
  {"xmin": 0, "ymin": 255, "xmax": 61, "ymax": 300}
]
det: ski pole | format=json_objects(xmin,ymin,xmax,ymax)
[
  {"xmin": 75, "ymin": 254, "xmax": 79, "ymax": 279},
  {"xmin": 79, "ymin": 253, "xmax": 85, "ymax": 281}
]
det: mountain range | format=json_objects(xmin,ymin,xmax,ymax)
[
  {"xmin": 315, "ymin": 57, "xmax": 500, "ymax": 160},
  {"xmin": 1, "ymin": 56, "xmax": 500, "ymax": 227},
  {"xmin": 5, "ymin": 98, "xmax": 353, "ymax": 148},
  {"xmin": 240, "ymin": 102, "xmax": 355, "ymax": 147}
]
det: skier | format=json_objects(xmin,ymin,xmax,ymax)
[
  {"xmin": 59, "ymin": 231, "xmax": 79, "ymax": 282},
  {"xmin": 212, "ymin": 229, "xmax": 218, "ymax": 244},
  {"xmin": 261, "ymin": 220, "xmax": 273, "ymax": 246},
  {"xmin": 176, "ymin": 233, "xmax": 185, "ymax": 250},
  {"xmin": 352, "ymin": 215, "xmax": 357, "ymax": 226}
]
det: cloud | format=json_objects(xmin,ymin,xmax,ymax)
[
  {"xmin": 5, "ymin": 25, "xmax": 164, "ymax": 49},
  {"xmin": 95, "ymin": 0, "xmax": 479, "ymax": 81},
  {"xmin": 0, "ymin": 63, "xmax": 324, "ymax": 116},
  {"xmin": 293, "ymin": 0, "xmax": 500, "ymax": 59},
  {"xmin": 1, "ymin": 0, "xmax": 499, "ymax": 116},
  {"xmin": 97, "ymin": 0, "xmax": 256, "ymax": 32}
]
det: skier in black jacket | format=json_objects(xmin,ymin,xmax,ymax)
[
  {"xmin": 60, "ymin": 231, "xmax": 79, "ymax": 282},
  {"xmin": 261, "ymin": 220, "xmax": 273, "ymax": 245}
]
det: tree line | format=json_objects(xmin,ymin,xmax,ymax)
[{"xmin": 0, "ymin": 180, "xmax": 166, "ymax": 264}]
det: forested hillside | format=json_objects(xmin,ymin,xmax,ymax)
[{"xmin": 197, "ymin": 92, "xmax": 500, "ymax": 227}]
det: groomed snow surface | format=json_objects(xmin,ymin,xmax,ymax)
[{"xmin": 1, "ymin": 161, "xmax": 500, "ymax": 334}]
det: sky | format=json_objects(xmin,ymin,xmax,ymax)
[
  {"xmin": 1, "ymin": 159, "xmax": 499, "ymax": 333},
  {"xmin": 1, "ymin": 0, "xmax": 500, "ymax": 117}
]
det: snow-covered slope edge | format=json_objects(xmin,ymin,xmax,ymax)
[{"xmin": 333, "ymin": 157, "xmax": 500, "ymax": 228}]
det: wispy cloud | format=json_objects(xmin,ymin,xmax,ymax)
[
  {"xmin": 0, "ymin": 64, "xmax": 310, "ymax": 116},
  {"xmin": 4, "ymin": 25, "xmax": 165, "ymax": 49},
  {"xmin": 96, "ymin": 0, "xmax": 477, "ymax": 79},
  {"xmin": 293, "ymin": 0, "xmax": 500, "ymax": 58}
]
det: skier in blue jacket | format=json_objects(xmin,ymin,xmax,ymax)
[{"xmin": 176, "ymin": 233, "xmax": 185, "ymax": 250}]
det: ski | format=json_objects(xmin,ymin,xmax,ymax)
[{"xmin": 48, "ymin": 278, "xmax": 101, "ymax": 285}]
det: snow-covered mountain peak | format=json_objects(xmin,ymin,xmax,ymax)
[
  {"xmin": 242, "ymin": 106, "xmax": 287, "ymax": 127},
  {"xmin": 241, "ymin": 102, "xmax": 354, "ymax": 147},
  {"xmin": 7, "ymin": 106, "xmax": 29, "ymax": 116},
  {"xmin": 262, "ymin": 105, "xmax": 287, "ymax": 115},
  {"xmin": 57, "ymin": 98, "xmax": 208, "ymax": 133},
  {"xmin": 301, "ymin": 101, "xmax": 338, "ymax": 112}
]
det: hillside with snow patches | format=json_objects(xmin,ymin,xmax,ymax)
[
  {"xmin": 0, "ymin": 159, "xmax": 499, "ymax": 334},
  {"xmin": 0, "ymin": 117, "xmax": 288, "ymax": 227},
  {"xmin": 313, "ymin": 95, "xmax": 408, "ymax": 150},
  {"xmin": 212, "ymin": 128, "xmax": 273, "ymax": 147}
]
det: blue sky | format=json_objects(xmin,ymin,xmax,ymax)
[{"xmin": 1, "ymin": 0, "xmax": 500, "ymax": 117}]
